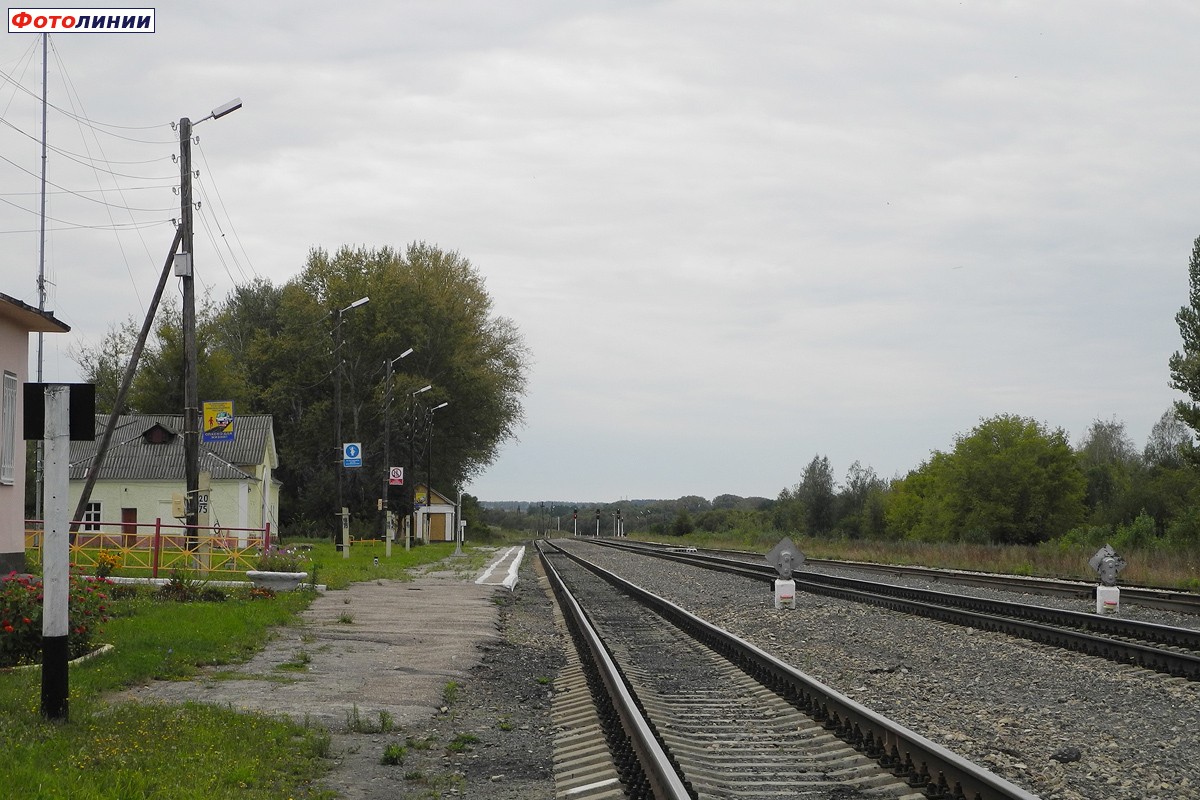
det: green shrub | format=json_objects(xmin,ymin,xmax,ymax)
[
  {"xmin": 1113, "ymin": 512, "xmax": 1158, "ymax": 551},
  {"xmin": 1055, "ymin": 524, "xmax": 1112, "ymax": 551},
  {"xmin": 156, "ymin": 570, "xmax": 206, "ymax": 602},
  {"xmin": 381, "ymin": 743, "xmax": 406, "ymax": 765}
]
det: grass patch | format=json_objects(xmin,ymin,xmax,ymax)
[
  {"xmin": 344, "ymin": 705, "xmax": 395, "ymax": 734},
  {"xmin": 380, "ymin": 742, "xmax": 406, "ymax": 765},
  {"xmin": 277, "ymin": 650, "xmax": 312, "ymax": 672},
  {"xmin": 287, "ymin": 539, "xmax": 460, "ymax": 590},
  {"xmin": 442, "ymin": 681, "xmax": 460, "ymax": 706},
  {"xmin": 4, "ymin": 538, "xmax": 482, "ymax": 797},
  {"xmin": 0, "ymin": 590, "xmax": 332, "ymax": 799},
  {"xmin": 405, "ymin": 735, "xmax": 436, "ymax": 750},
  {"xmin": 447, "ymin": 732, "xmax": 480, "ymax": 753}
]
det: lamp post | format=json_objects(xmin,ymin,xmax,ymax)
[
  {"xmin": 179, "ymin": 97, "xmax": 241, "ymax": 549},
  {"xmin": 382, "ymin": 348, "xmax": 414, "ymax": 555},
  {"xmin": 424, "ymin": 401, "xmax": 448, "ymax": 541},
  {"xmin": 333, "ymin": 296, "xmax": 369, "ymax": 548},
  {"xmin": 405, "ymin": 385, "xmax": 432, "ymax": 549}
]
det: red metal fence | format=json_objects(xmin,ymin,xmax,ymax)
[{"xmin": 24, "ymin": 518, "xmax": 272, "ymax": 579}]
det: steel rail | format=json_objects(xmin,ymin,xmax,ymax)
[
  {"xmin": 621, "ymin": 540, "xmax": 1199, "ymax": 614},
  {"xmin": 546, "ymin": 539, "xmax": 1040, "ymax": 800},
  {"xmin": 591, "ymin": 539, "xmax": 1200, "ymax": 680},
  {"xmin": 803, "ymin": 558, "xmax": 1200, "ymax": 615},
  {"xmin": 536, "ymin": 540, "xmax": 692, "ymax": 800}
]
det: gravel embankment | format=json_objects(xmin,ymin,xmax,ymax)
[{"xmin": 552, "ymin": 539, "xmax": 1200, "ymax": 800}]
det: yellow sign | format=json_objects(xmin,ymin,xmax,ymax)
[{"xmin": 202, "ymin": 400, "xmax": 234, "ymax": 442}]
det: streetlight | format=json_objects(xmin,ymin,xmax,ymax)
[
  {"xmin": 381, "ymin": 348, "xmax": 414, "ymax": 554},
  {"xmin": 334, "ymin": 295, "xmax": 369, "ymax": 548},
  {"xmin": 424, "ymin": 401, "xmax": 449, "ymax": 540},
  {"xmin": 179, "ymin": 98, "xmax": 241, "ymax": 551},
  {"xmin": 403, "ymin": 384, "xmax": 432, "ymax": 549}
]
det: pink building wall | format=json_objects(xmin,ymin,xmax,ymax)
[{"xmin": 0, "ymin": 293, "xmax": 69, "ymax": 574}]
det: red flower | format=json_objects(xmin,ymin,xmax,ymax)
[{"xmin": 2, "ymin": 625, "xmax": 13, "ymax": 634}]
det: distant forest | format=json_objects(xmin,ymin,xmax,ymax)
[{"xmin": 471, "ymin": 411, "xmax": 1200, "ymax": 555}]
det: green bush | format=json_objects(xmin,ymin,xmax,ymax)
[
  {"xmin": 1112, "ymin": 512, "xmax": 1158, "ymax": 551},
  {"xmin": 1055, "ymin": 524, "xmax": 1112, "ymax": 551},
  {"xmin": 1165, "ymin": 507, "xmax": 1200, "ymax": 548}
]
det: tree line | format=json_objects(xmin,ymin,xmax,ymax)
[
  {"xmin": 479, "ymin": 408, "xmax": 1199, "ymax": 552},
  {"xmin": 60, "ymin": 243, "xmax": 530, "ymax": 534},
  {"xmin": 483, "ymin": 234, "xmax": 1200, "ymax": 553}
]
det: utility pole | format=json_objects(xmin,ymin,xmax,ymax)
[
  {"xmin": 178, "ymin": 115, "xmax": 199, "ymax": 548},
  {"xmin": 176, "ymin": 97, "xmax": 240, "ymax": 550}
]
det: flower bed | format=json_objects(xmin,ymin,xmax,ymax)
[
  {"xmin": 253, "ymin": 545, "xmax": 308, "ymax": 573},
  {"xmin": 0, "ymin": 571, "xmax": 111, "ymax": 668}
]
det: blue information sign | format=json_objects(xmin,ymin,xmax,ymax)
[{"xmin": 342, "ymin": 442, "xmax": 362, "ymax": 468}]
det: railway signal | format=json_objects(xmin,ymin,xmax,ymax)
[
  {"xmin": 765, "ymin": 537, "xmax": 804, "ymax": 610},
  {"xmin": 1089, "ymin": 544, "xmax": 1126, "ymax": 614}
]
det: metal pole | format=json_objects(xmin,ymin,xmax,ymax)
[
  {"xmin": 35, "ymin": 32, "xmax": 48, "ymax": 523},
  {"xmin": 383, "ymin": 357, "xmax": 391, "ymax": 553},
  {"xmin": 454, "ymin": 490, "xmax": 462, "ymax": 555},
  {"xmin": 334, "ymin": 308, "xmax": 343, "ymax": 547}
]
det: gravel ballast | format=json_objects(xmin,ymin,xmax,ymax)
[{"xmin": 552, "ymin": 539, "xmax": 1200, "ymax": 800}]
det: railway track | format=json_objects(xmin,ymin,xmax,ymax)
[
  {"xmin": 539, "ymin": 540, "xmax": 1038, "ymax": 800},
  {"xmin": 635, "ymin": 540, "xmax": 1200, "ymax": 616},
  {"xmin": 586, "ymin": 539, "xmax": 1200, "ymax": 681}
]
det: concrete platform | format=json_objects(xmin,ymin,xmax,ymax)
[{"xmin": 115, "ymin": 558, "xmax": 513, "ymax": 730}]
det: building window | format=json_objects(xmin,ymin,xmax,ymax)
[
  {"xmin": 0, "ymin": 371, "xmax": 16, "ymax": 485},
  {"xmin": 83, "ymin": 502, "xmax": 102, "ymax": 533}
]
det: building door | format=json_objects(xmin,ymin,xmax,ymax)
[{"xmin": 121, "ymin": 507, "xmax": 137, "ymax": 548}]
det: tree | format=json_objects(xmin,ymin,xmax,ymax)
[
  {"xmin": 945, "ymin": 414, "xmax": 1086, "ymax": 544},
  {"xmin": 884, "ymin": 452, "xmax": 954, "ymax": 542},
  {"xmin": 70, "ymin": 319, "xmax": 138, "ymax": 414},
  {"xmin": 1168, "ymin": 235, "xmax": 1200, "ymax": 455},
  {"xmin": 836, "ymin": 461, "xmax": 887, "ymax": 539},
  {"xmin": 126, "ymin": 296, "xmax": 251, "ymax": 414},
  {"xmin": 885, "ymin": 416, "xmax": 1085, "ymax": 544},
  {"xmin": 71, "ymin": 296, "xmax": 251, "ymax": 415},
  {"xmin": 1144, "ymin": 409, "xmax": 1191, "ymax": 470},
  {"xmin": 796, "ymin": 455, "xmax": 836, "ymax": 536},
  {"xmin": 234, "ymin": 243, "xmax": 530, "ymax": 528},
  {"xmin": 670, "ymin": 509, "xmax": 695, "ymax": 536},
  {"xmin": 1076, "ymin": 417, "xmax": 1141, "ymax": 525}
]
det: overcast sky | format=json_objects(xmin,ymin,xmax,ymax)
[{"xmin": 3, "ymin": 2, "xmax": 1198, "ymax": 503}]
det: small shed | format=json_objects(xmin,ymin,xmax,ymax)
[
  {"xmin": 0, "ymin": 292, "xmax": 70, "ymax": 573},
  {"xmin": 413, "ymin": 484, "xmax": 456, "ymax": 543}
]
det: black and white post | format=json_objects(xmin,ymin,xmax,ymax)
[
  {"xmin": 40, "ymin": 384, "xmax": 71, "ymax": 720},
  {"xmin": 25, "ymin": 382, "xmax": 94, "ymax": 720}
]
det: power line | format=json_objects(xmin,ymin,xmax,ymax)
[{"xmin": 195, "ymin": 142, "xmax": 259, "ymax": 279}]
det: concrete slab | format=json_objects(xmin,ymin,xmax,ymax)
[{"xmin": 115, "ymin": 574, "xmax": 504, "ymax": 730}]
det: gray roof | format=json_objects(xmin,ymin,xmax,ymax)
[
  {"xmin": 0, "ymin": 291, "xmax": 70, "ymax": 333},
  {"xmin": 69, "ymin": 414, "xmax": 276, "ymax": 482}
]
